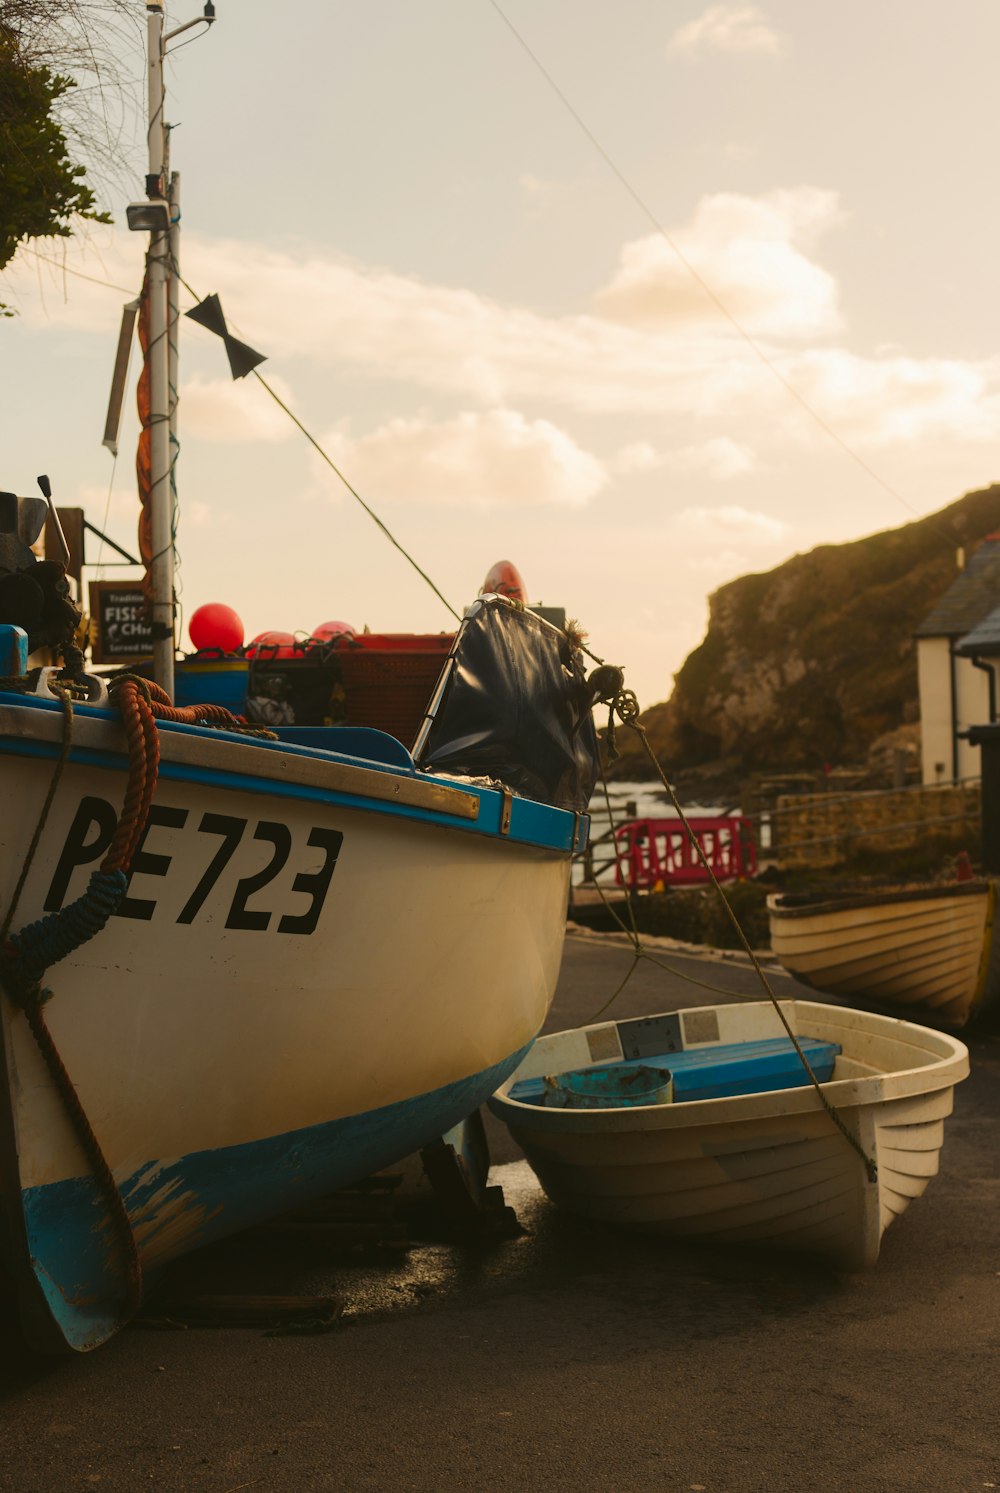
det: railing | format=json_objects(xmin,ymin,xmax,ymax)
[
  {"xmin": 578, "ymin": 797, "xmax": 637, "ymax": 885},
  {"xmin": 612, "ymin": 816, "xmax": 757, "ymax": 890}
]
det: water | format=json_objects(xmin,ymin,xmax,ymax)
[{"xmin": 578, "ymin": 780, "xmax": 728, "ymax": 885}]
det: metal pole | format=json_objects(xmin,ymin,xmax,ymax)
[
  {"xmin": 146, "ymin": 0, "xmax": 175, "ymax": 698},
  {"xmin": 168, "ymin": 168, "xmax": 181, "ymax": 606}
]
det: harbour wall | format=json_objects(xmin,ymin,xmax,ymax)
[{"xmin": 770, "ymin": 782, "xmax": 980, "ymax": 870}]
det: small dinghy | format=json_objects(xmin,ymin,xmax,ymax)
[
  {"xmin": 766, "ymin": 882, "xmax": 1000, "ymax": 1030},
  {"xmin": 490, "ymin": 999, "xmax": 969, "ymax": 1269}
]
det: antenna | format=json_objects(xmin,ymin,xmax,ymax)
[{"xmin": 36, "ymin": 475, "xmax": 71, "ymax": 569}]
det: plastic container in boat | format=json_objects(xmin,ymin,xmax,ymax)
[{"xmin": 543, "ymin": 1063, "xmax": 673, "ymax": 1109}]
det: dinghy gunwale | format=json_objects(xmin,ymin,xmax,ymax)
[
  {"xmin": 490, "ymin": 999, "xmax": 970, "ymax": 1134},
  {"xmin": 767, "ymin": 882, "xmax": 992, "ymax": 919}
]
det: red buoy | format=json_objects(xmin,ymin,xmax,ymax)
[
  {"xmin": 312, "ymin": 619, "xmax": 356, "ymax": 643},
  {"xmin": 245, "ymin": 630, "xmax": 297, "ymax": 660},
  {"xmin": 189, "ymin": 602, "xmax": 244, "ymax": 653},
  {"xmin": 480, "ymin": 560, "xmax": 526, "ymax": 603}
]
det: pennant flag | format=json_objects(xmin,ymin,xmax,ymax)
[{"xmin": 185, "ymin": 293, "xmax": 267, "ymax": 380}]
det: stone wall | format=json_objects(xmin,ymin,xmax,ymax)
[{"xmin": 771, "ymin": 783, "xmax": 981, "ymax": 870}]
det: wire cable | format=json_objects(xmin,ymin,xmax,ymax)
[{"xmin": 485, "ymin": 0, "xmax": 955, "ymax": 542}]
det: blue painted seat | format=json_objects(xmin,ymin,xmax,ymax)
[{"xmin": 508, "ymin": 1036, "xmax": 840, "ymax": 1107}]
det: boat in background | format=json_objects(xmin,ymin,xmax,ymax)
[
  {"xmin": 766, "ymin": 880, "xmax": 1000, "ymax": 1030},
  {"xmin": 490, "ymin": 998, "xmax": 969, "ymax": 1270}
]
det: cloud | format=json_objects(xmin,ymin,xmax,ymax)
[
  {"xmin": 669, "ymin": 5, "xmax": 787, "ymax": 58},
  {"xmin": 8, "ymin": 210, "xmax": 1000, "ymax": 454},
  {"xmin": 179, "ymin": 372, "xmax": 296, "ymax": 444},
  {"xmin": 179, "ymin": 234, "xmax": 740, "ymax": 415},
  {"xmin": 3, "ymin": 234, "xmax": 143, "ymax": 333},
  {"xmin": 781, "ymin": 349, "xmax": 1000, "ymax": 446},
  {"xmin": 674, "ymin": 504, "xmax": 787, "ymax": 543},
  {"xmin": 668, "ymin": 505, "xmax": 790, "ymax": 587},
  {"xmin": 614, "ymin": 437, "xmax": 755, "ymax": 479},
  {"xmin": 594, "ymin": 188, "xmax": 844, "ymax": 338},
  {"xmin": 674, "ymin": 438, "xmax": 756, "ymax": 479},
  {"xmin": 316, "ymin": 409, "xmax": 608, "ymax": 510},
  {"xmin": 615, "ymin": 442, "xmax": 663, "ymax": 474}
]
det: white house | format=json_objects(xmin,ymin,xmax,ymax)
[{"xmin": 915, "ymin": 536, "xmax": 1000, "ymax": 785}]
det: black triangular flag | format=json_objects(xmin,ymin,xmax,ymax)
[
  {"xmin": 223, "ymin": 335, "xmax": 268, "ymax": 380},
  {"xmin": 185, "ymin": 292, "xmax": 227, "ymax": 337},
  {"xmin": 185, "ymin": 293, "xmax": 267, "ymax": 380}
]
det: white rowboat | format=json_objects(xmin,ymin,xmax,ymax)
[
  {"xmin": 766, "ymin": 882, "xmax": 1000, "ymax": 1029},
  {"xmin": 490, "ymin": 999, "xmax": 969, "ymax": 1270}
]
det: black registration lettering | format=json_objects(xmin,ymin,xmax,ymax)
[
  {"xmin": 277, "ymin": 827, "xmax": 343, "ymax": 935},
  {"xmin": 116, "ymin": 804, "xmax": 189, "ymax": 921},
  {"xmin": 176, "ymin": 813, "xmax": 247, "ymax": 925},
  {"xmin": 44, "ymin": 797, "xmax": 118, "ymax": 911},
  {"xmin": 225, "ymin": 821, "xmax": 293, "ymax": 931},
  {"xmin": 47, "ymin": 799, "xmax": 341, "ymax": 935}
]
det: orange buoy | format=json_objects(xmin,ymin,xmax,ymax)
[{"xmin": 480, "ymin": 560, "xmax": 526, "ymax": 603}]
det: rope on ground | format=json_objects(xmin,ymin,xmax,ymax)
[{"xmin": 583, "ymin": 666, "xmax": 878, "ymax": 1184}]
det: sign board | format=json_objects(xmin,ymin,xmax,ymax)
[{"xmin": 88, "ymin": 581, "xmax": 153, "ymax": 665}]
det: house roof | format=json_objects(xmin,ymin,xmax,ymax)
[
  {"xmin": 914, "ymin": 537, "xmax": 1000, "ymax": 638},
  {"xmin": 956, "ymin": 603, "xmax": 1000, "ymax": 657}
]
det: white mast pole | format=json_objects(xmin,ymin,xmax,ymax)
[
  {"xmin": 168, "ymin": 168, "xmax": 181, "ymax": 566},
  {"xmin": 146, "ymin": 0, "xmax": 175, "ymax": 698}
]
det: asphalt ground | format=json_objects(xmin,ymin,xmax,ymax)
[{"xmin": 1, "ymin": 931, "xmax": 998, "ymax": 1493}]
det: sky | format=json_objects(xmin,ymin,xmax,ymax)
[{"xmin": 4, "ymin": 0, "xmax": 1000, "ymax": 710}]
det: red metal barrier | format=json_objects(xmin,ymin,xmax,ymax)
[{"xmin": 613, "ymin": 816, "xmax": 757, "ymax": 890}]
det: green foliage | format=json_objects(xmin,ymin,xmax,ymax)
[{"xmin": 0, "ymin": 32, "xmax": 111, "ymax": 287}]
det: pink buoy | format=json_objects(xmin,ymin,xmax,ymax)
[
  {"xmin": 312, "ymin": 619, "xmax": 356, "ymax": 643},
  {"xmin": 189, "ymin": 603, "xmax": 245, "ymax": 653},
  {"xmin": 246, "ymin": 629, "xmax": 297, "ymax": 660}
]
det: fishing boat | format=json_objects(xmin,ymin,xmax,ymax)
[
  {"xmin": 0, "ymin": 7, "xmax": 602, "ymax": 1353},
  {"xmin": 0, "ymin": 592, "xmax": 597, "ymax": 1353},
  {"xmin": 490, "ymin": 998, "xmax": 969, "ymax": 1269},
  {"xmin": 766, "ymin": 880, "xmax": 1000, "ymax": 1030}
]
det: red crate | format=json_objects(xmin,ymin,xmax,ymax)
[
  {"xmin": 614, "ymin": 817, "xmax": 757, "ymax": 890},
  {"xmin": 336, "ymin": 647, "xmax": 450, "ymax": 747}
]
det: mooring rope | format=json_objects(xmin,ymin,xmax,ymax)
[
  {"xmin": 0, "ymin": 671, "xmax": 277, "ymax": 1323},
  {"xmin": 583, "ymin": 663, "xmax": 878, "ymax": 1183}
]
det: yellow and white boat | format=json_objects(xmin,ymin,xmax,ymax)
[{"xmin": 766, "ymin": 882, "xmax": 1000, "ymax": 1029}]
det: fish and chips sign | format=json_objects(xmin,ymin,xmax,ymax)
[{"xmin": 89, "ymin": 581, "xmax": 153, "ymax": 665}]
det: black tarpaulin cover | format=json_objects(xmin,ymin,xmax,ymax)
[{"xmin": 417, "ymin": 596, "xmax": 600, "ymax": 813}]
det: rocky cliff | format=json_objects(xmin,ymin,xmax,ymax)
[{"xmin": 610, "ymin": 483, "xmax": 1000, "ymax": 780}]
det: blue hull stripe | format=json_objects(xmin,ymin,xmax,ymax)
[
  {"xmin": 12, "ymin": 1040, "xmax": 534, "ymax": 1353},
  {"xmin": 0, "ymin": 718, "xmax": 582, "ymax": 853}
]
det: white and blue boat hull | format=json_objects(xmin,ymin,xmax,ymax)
[{"xmin": 0, "ymin": 694, "xmax": 581, "ymax": 1351}]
